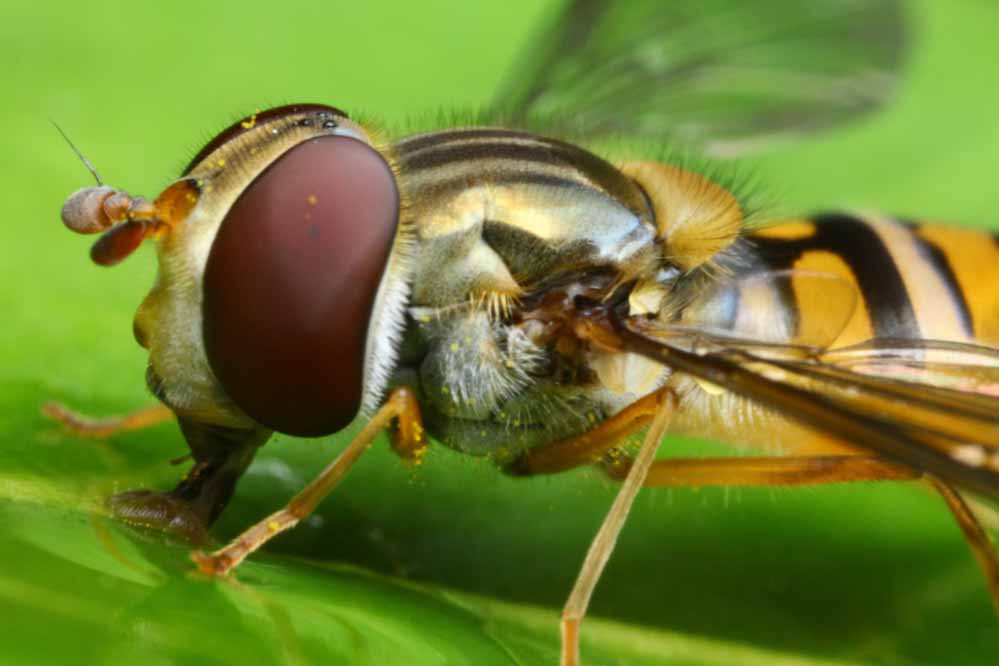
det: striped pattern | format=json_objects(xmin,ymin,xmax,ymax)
[
  {"xmin": 393, "ymin": 129, "xmax": 648, "ymax": 217},
  {"xmin": 748, "ymin": 214, "xmax": 999, "ymax": 348},
  {"xmin": 392, "ymin": 130, "xmax": 999, "ymax": 353}
]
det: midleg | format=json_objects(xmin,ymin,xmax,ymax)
[
  {"xmin": 559, "ymin": 391, "xmax": 676, "ymax": 666},
  {"xmin": 505, "ymin": 389, "xmax": 665, "ymax": 476},
  {"xmin": 191, "ymin": 387, "xmax": 425, "ymax": 576}
]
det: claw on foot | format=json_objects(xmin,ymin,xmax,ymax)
[{"xmin": 190, "ymin": 549, "xmax": 233, "ymax": 577}]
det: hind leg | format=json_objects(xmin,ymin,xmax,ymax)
[{"xmin": 604, "ymin": 453, "xmax": 999, "ymax": 616}]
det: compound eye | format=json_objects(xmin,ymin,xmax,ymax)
[{"xmin": 203, "ymin": 136, "xmax": 399, "ymax": 436}]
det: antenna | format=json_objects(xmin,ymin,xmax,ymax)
[{"xmin": 50, "ymin": 119, "xmax": 104, "ymax": 186}]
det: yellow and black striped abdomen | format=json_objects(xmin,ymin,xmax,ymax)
[{"xmin": 749, "ymin": 214, "xmax": 999, "ymax": 348}]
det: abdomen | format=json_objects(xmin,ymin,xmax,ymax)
[
  {"xmin": 748, "ymin": 213, "xmax": 999, "ymax": 348},
  {"xmin": 669, "ymin": 214, "xmax": 999, "ymax": 455}
]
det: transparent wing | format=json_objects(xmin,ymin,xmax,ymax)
[
  {"xmin": 821, "ymin": 339, "xmax": 999, "ymax": 397},
  {"xmin": 674, "ymin": 269, "xmax": 860, "ymax": 349},
  {"xmin": 618, "ymin": 316, "xmax": 999, "ymax": 500},
  {"xmin": 495, "ymin": 0, "xmax": 906, "ymax": 157}
]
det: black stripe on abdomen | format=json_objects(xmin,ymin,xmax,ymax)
[
  {"xmin": 751, "ymin": 213, "xmax": 920, "ymax": 338},
  {"xmin": 902, "ymin": 220, "xmax": 975, "ymax": 337}
]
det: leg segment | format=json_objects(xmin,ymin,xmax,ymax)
[
  {"xmin": 110, "ymin": 418, "xmax": 270, "ymax": 543},
  {"xmin": 926, "ymin": 475, "xmax": 999, "ymax": 616},
  {"xmin": 603, "ymin": 453, "xmax": 999, "ymax": 617},
  {"xmin": 506, "ymin": 389, "xmax": 665, "ymax": 476},
  {"xmin": 43, "ymin": 401, "xmax": 173, "ymax": 438},
  {"xmin": 560, "ymin": 392, "xmax": 676, "ymax": 666},
  {"xmin": 191, "ymin": 387, "xmax": 425, "ymax": 576},
  {"xmin": 604, "ymin": 454, "xmax": 920, "ymax": 486}
]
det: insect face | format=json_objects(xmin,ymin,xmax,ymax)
[{"xmin": 65, "ymin": 105, "xmax": 404, "ymax": 436}]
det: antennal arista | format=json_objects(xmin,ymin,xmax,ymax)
[{"xmin": 54, "ymin": 121, "xmax": 201, "ymax": 266}]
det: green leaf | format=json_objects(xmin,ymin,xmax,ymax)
[{"xmin": 2, "ymin": 1, "xmax": 999, "ymax": 665}]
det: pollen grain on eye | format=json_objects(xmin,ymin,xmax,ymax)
[{"xmin": 267, "ymin": 520, "xmax": 281, "ymax": 533}]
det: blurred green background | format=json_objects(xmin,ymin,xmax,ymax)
[{"xmin": 2, "ymin": 1, "xmax": 998, "ymax": 664}]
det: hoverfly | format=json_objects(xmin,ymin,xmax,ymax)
[{"xmin": 48, "ymin": 1, "xmax": 999, "ymax": 664}]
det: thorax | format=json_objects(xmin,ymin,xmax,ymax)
[{"xmin": 391, "ymin": 128, "xmax": 660, "ymax": 309}]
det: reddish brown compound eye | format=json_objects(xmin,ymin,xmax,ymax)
[{"xmin": 202, "ymin": 136, "xmax": 399, "ymax": 436}]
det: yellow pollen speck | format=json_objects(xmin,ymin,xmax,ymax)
[
  {"xmin": 307, "ymin": 195, "xmax": 317, "ymax": 205},
  {"xmin": 267, "ymin": 521, "xmax": 281, "ymax": 533},
  {"xmin": 241, "ymin": 114, "xmax": 258, "ymax": 129},
  {"xmin": 464, "ymin": 336, "xmax": 472, "ymax": 344},
  {"xmin": 505, "ymin": 360, "xmax": 515, "ymax": 368},
  {"xmin": 216, "ymin": 158, "xmax": 226, "ymax": 167},
  {"xmin": 185, "ymin": 193, "xmax": 197, "ymax": 202},
  {"xmin": 587, "ymin": 412, "xmax": 597, "ymax": 423},
  {"xmin": 419, "ymin": 315, "xmax": 431, "ymax": 323},
  {"xmin": 409, "ymin": 444, "xmax": 428, "ymax": 466},
  {"xmin": 450, "ymin": 342, "xmax": 460, "ymax": 352},
  {"xmin": 442, "ymin": 386, "xmax": 450, "ymax": 395}
]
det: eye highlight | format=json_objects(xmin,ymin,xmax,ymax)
[{"xmin": 202, "ymin": 135, "xmax": 400, "ymax": 437}]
